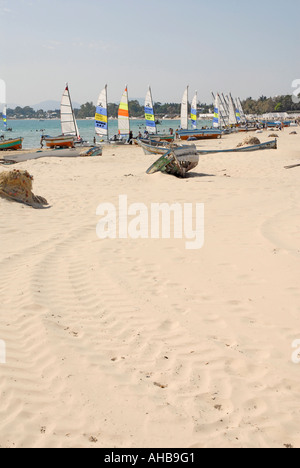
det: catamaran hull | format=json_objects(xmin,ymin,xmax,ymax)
[{"xmin": 0, "ymin": 138, "xmax": 23, "ymax": 150}]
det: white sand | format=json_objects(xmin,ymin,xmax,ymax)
[{"xmin": 0, "ymin": 129, "xmax": 300, "ymax": 448}]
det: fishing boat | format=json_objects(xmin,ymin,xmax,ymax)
[
  {"xmin": 43, "ymin": 84, "xmax": 80, "ymax": 148},
  {"xmin": 0, "ymin": 137, "xmax": 23, "ymax": 151},
  {"xmin": 177, "ymin": 86, "xmax": 222, "ymax": 140},
  {"xmin": 0, "ymin": 146, "xmax": 102, "ymax": 164},
  {"xmin": 197, "ymin": 139, "xmax": 277, "ymax": 155},
  {"xmin": 137, "ymin": 139, "xmax": 177, "ymax": 155},
  {"xmin": 95, "ymin": 85, "xmax": 109, "ymax": 142},
  {"xmin": 146, "ymin": 145, "xmax": 199, "ymax": 178},
  {"xmin": 110, "ymin": 85, "xmax": 130, "ymax": 145}
]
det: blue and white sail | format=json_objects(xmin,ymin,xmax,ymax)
[
  {"xmin": 2, "ymin": 104, "xmax": 7, "ymax": 131},
  {"xmin": 180, "ymin": 86, "xmax": 189, "ymax": 130},
  {"xmin": 213, "ymin": 94, "xmax": 221, "ymax": 129},
  {"xmin": 191, "ymin": 92, "xmax": 197, "ymax": 129},
  {"xmin": 144, "ymin": 86, "xmax": 157, "ymax": 134},
  {"xmin": 234, "ymin": 98, "xmax": 241, "ymax": 123},
  {"xmin": 95, "ymin": 85, "xmax": 108, "ymax": 139}
]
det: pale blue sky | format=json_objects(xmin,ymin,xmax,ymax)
[{"xmin": 1, "ymin": 0, "xmax": 299, "ymax": 106}]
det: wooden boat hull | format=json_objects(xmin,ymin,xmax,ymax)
[
  {"xmin": 147, "ymin": 145, "xmax": 199, "ymax": 178},
  {"xmin": 197, "ymin": 139, "xmax": 277, "ymax": 155},
  {"xmin": 44, "ymin": 136, "xmax": 76, "ymax": 148},
  {"xmin": 0, "ymin": 146, "xmax": 102, "ymax": 163},
  {"xmin": 150, "ymin": 134, "xmax": 176, "ymax": 142},
  {"xmin": 0, "ymin": 138, "xmax": 23, "ymax": 150},
  {"xmin": 177, "ymin": 129, "xmax": 222, "ymax": 141},
  {"xmin": 137, "ymin": 139, "xmax": 174, "ymax": 155}
]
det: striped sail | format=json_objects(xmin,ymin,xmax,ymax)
[
  {"xmin": 2, "ymin": 105, "xmax": 7, "ymax": 131},
  {"xmin": 95, "ymin": 85, "xmax": 108, "ymax": 139},
  {"xmin": 180, "ymin": 86, "xmax": 189, "ymax": 130},
  {"xmin": 144, "ymin": 87, "xmax": 156, "ymax": 134},
  {"xmin": 61, "ymin": 84, "xmax": 79, "ymax": 137},
  {"xmin": 213, "ymin": 94, "xmax": 220, "ymax": 128},
  {"xmin": 191, "ymin": 92, "xmax": 197, "ymax": 129},
  {"xmin": 118, "ymin": 85, "xmax": 130, "ymax": 136}
]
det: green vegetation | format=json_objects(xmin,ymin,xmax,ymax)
[
  {"xmin": 242, "ymin": 95, "xmax": 300, "ymax": 114},
  {"xmin": 5, "ymin": 94, "xmax": 300, "ymax": 120}
]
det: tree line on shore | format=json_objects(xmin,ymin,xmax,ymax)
[{"xmin": 5, "ymin": 94, "xmax": 300, "ymax": 120}]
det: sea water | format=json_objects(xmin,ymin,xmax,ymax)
[{"xmin": 0, "ymin": 118, "xmax": 213, "ymax": 149}]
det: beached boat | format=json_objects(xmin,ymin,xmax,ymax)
[
  {"xmin": 0, "ymin": 137, "xmax": 23, "ymax": 150},
  {"xmin": 197, "ymin": 139, "xmax": 277, "ymax": 155},
  {"xmin": 0, "ymin": 146, "xmax": 102, "ymax": 164},
  {"xmin": 43, "ymin": 135, "xmax": 76, "ymax": 148},
  {"xmin": 138, "ymin": 138, "xmax": 277, "ymax": 156},
  {"xmin": 137, "ymin": 139, "xmax": 177, "ymax": 155},
  {"xmin": 177, "ymin": 129, "xmax": 222, "ymax": 140},
  {"xmin": 43, "ymin": 84, "xmax": 81, "ymax": 148},
  {"xmin": 147, "ymin": 145, "xmax": 199, "ymax": 178}
]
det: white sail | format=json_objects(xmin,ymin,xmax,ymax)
[
  {"xmin": 218, "ymin": 94, "xmax": 229, "ymax": 127},
  {"xmin": 118, "ymin": 85, "xmax": 130, "ymax": 136},
  {"xmin": 228, "ymin": 94, "xmax": 237, "ymax": 125},
  {"xmin": 95, "ymin": 85, "xmax": 108, "ymax": 138},
  {"xmin": 237, "ymin": 98, "xmax": 247, "ymax": 123},
  {"xmin": 180, "ymin": 86, "xmax": 189, "ymax": 130},
  {"xmin": 191, "ymin": 92, "xmax": 197, "ymax": 129},
  {"xmin": 213, "ymin": 94, "xmax": 221, "ymax": 129},
  {"xmin": 61, "ymin": 84, "xmax": 79, "ymax": 137},
  {"xmin": 145, "ymin": 87, "xmax": 156, "ymax": 134}
]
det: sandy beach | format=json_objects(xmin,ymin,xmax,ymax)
[{"xmin": 0, "ymin": 129, "xmax": 300, "ymax": 448}]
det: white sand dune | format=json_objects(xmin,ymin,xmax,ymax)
[{"xmin": 0, "ymin": 129, "xmax": 300, "ymax": 448}]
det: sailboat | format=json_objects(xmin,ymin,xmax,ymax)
[
  {"xmin": 43, "ymin": 84, "xmax": 81, "ymax": 148},
  {"xmin": 110, "ymin": 85, "xmax": 130, "ymax": 145},
  {"xmin": 177, "ymin": 86, "xmax": 222, "ymax": 141},
  {"xmin": 142, "ymin": 86, "xmax": 176, "ymax": 143},
  {"xmin": 144, "ymin": 86, "xmax": 157, "ymax": 135},
  {"xmin": 95, "ymin": 85, "xmax": 109, "ymax": 142}
]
